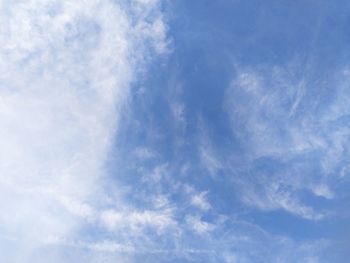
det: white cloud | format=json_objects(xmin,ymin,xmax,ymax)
[
  {"xmin": 44, "ymin": 237, "xmax": 136, "ymax": 253},
  {"xmin": 153, "ymin": 195, "xmax": 170, "ymax": 209},
  {"xmin": 191, "ymin": 191, "xmax": 211, "ymax": 211},
  {"xmin": 199, "ymin": 140, "xmax": 222, "ymax": 176},
  {"xmin": 224, "ymin": 65, "xmax": 350, "ymax": 219},
  {"xmin": 311, "ymin": 184, "xmax": 334, "ymax": 199},
  {"xmin": 241, "ymin": 181, "xmax": 324, "ymax": 220},
  {"xmin": 100, "ymin": 208, "xmax": 177, "ymax": 235},
  {"xmin": 171, "ymin": 101, "xmax": 186, "ymax": 125},
  {"xmin": 142, "ymin": 162, "xmax": 169, "ymax": 182},
  {"xmin": 134, "ymin": 146, "xmax": 157, "ymax": 160},
  {"xmin": 186, "ymin": 215, "xmax": 215, "ymax": 235},
  {"xmin": 197, "ymin": 118, "xmax": 223, "ymax": 176},
  {"xmin": 0, "ymin": 0, "xmax": 168, "ymax": 260}
]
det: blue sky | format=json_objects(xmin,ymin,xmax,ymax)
[{"xmin": 1, "ymin": 0, "xmax": 350, "ymax": 262}]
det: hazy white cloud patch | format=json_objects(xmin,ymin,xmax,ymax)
[
  {"xmin": 100, "ymin": 207, "xmax": 177, "ymax": 234},
  {"xmin": 197, "ymin": 121, "xmax": 223, "ymax": 177},
  {"xmin": 199, "ymin": 144, "xmax": 222, "ymax": 176},
  {"xmin": 311, "ymin": 184, "xmax": 334, "ymax": 199},
  {"xmin": 0, "ymin": 0, "xmax": 168, "ymax": 261},
  {"xmin": 171, "ymin": 100, "xmax": 186, "ymax": 126},
  {"xmin": 190, "ymin": 191, "xmax": 211, "ymax": 211},
  {"xmin": 185, "ymin": 215, "xmax": 215, "ymax": 235},
  {"xmin": 133, "ymin": 146, "xmax": 157, "ymax": 161}
]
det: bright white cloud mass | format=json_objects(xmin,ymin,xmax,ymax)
[
  {"xmin": 0, "ymin": 0, "xmax": 167, "ymax": 261},
  {"xmin": 1, "ymin": 1, "xmax": 350, "ymax": 262}
]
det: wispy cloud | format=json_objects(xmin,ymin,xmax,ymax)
[
  {"xmin": 225, "ymin": 65, "xmax": 350, "ymax": 219},
  {"xmin": 100, "ymin": 208, "xmax": 177, "ymax": 235}
]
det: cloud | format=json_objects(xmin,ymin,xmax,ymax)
[
  {"xmin": 0, "ymin": 0, "xmax": 168, "ymax": 261},
  {"xmin": 240, "ymin": 181, "xmax": 324, "ymax": 220},
  {"xmin": 100, "ymin": 208, "xmax": 177, "ymax": 235},
  {"xmin": 311, "ymin": 184, "xmax": 334, "ymax": 199},
  {"xmin": 191, "ymin": 191, "xmax": 211, "ymax": 211},
  {"xmin": 225, "ymin": 65, "xmax": 350, "ymax": 219},
  {"xmin": 199, "ymin": 144, "xmax": 222, "ymax": 176},
  {"xmin": 185, "ymin": 215, "xmax": 215, "ymax": 235},
  {"xmin": 171, "ymin": 101, "xmax": 186, "ymax": 126},
  {"xmin": 133, "ymin": 146, "xmax": 157, "ymax": 161}
]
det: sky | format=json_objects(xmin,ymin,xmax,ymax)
[{"xmin": 1, "ymin": 0, "xmax": 350, "ymax": 262}]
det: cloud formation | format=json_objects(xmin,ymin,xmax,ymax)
[
  {"xmin": 0, "ymin": 0, "xmax": 167, "ymax": 261},
  {"xmin": 225, "ymin": 65, "xmax": 350, "ymax": 220}
]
